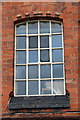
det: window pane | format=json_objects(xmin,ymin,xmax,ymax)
[
  {"xmin": 40, "ymin": 65, "xmax": 51, "ymax": 78},
  {"xmin": 52, "ymin": 49, "xmax": 63, "ymax": 62},
  {"xmin": 40, "ymin": 80, "xmax": 51, "ymax": 94},
  {"xmin": 53, "ymin": 64, "xmax": 63, "ymax": 78},
  {"xmin": 16, "ymin": 66, "xmax": 26, "ymax": 79},
  {"xmin": 28, "ymin": 80, "xmax": 39, "ymax": 95},
  {"xmin": 16, "ymin": 37, "xmax": 26, "ymax": 49},
  {"xmin": 52, "ymin": 35, "xmax": 62, "ymax": 48},
  {"xmin": 16, "ymin": 51, "xmax": 26, "ymax": 64},
  {"xmin": 40, "ymin": 21, "xmax": 50, "ymax": 33},
  {"xmin": 16, "ymin": 24, "xmax": 26, "ymax": 34},
  {"xmin": 28, "ymin": 22, "xmax": 38, "ymax": 34},
  {"xmin": 28, "ymin": 65, "xmax": 38, "ymax": 79},
  {"xmin": 29, "ymin": 36, "xmax": 38, "ymax": 48},
  {"xmin": 40, "ymin": 50, "xmax": 50, "ymax": 62},
  {"xmin": 53, "ymin": 80, "xmax": 64, "ymax": 94},
  {"xmin": 40, "ymin": 36, "xmax": 49, "ymax": 48},
  {"xmin": 29, "ymin": 50, "xmax": 38, "ymax": 63},
  {"xmin": 52, "ymin": 22, "xmax": 62, "ymax": 33},
  {"xmin": 15, "ymin": 81, "xmax": 26, "ymax": 95}
]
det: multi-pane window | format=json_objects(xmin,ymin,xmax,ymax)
[{"xmin": 14, "ymin": 20, "xmax": 65, "ymax": 96}]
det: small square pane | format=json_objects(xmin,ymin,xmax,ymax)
[
  {"xmin": 52, "ymin": 49, "xmax": 63, "ymax": 62},
  {"xmin": 16, "ymin": 24, "xmax": 26, "ymax": 34},
  {"xmin": 53, "ymin": 80, "xmax": 64, "ymax": 94},
  {"xmin": 29, "ymin": 50, "xmax": 38, "ymax": 63},
  {"xmin": 40, "ymin": 80, "xmax": 51, "ymax": 94},
  {"xmin": 16, "ymin": 51, "xmax": 26, "ymax": 64},
  {"xmin": 40, "ymin": 50, "xmax": 50, "ymax": 62},
  {"xmin": 28, "ymin": 81, "xmax": 39, "ymax": 95},
  {"xmin": 15, "ymin": 81, "xmax": 26, "ymax": 95},
  {"xmin": 53, "ymin": 64, "xmax": 63, "ymax": 78},
  {"xmin": 40, "ymin": 36, "xmax": 49, "ymax": 48},
  {"xmin": 28, "ymin": 22, "xmax": 38, "ymax": 34},
  {"xmin": 52, "ymin": 35, "xmax": 62, "ymax": 48},
  {"xmin": 40, "ymin": 21, "xmax": 50, "ymax": 33},
  {"xmin": 28, "ymin": 65, "xmax": 38, "ymax": 79},
  {"xmin": 52, "ymin": 22, "xmax": 62, "ymax": 33},
  {"xmin": 29, "ymin": 36, "xmax": 38, "ymax": 48},
  {"xmin": 40, "ymin": 65, "xmax": 51, "ymax": 78},
  {"xmin": 16, "ymin": 37, "xmax": 26, "ymax": 49},
  {"xmin": 16, "ymin": 66, "xmax": 26, "ymax": 79}
]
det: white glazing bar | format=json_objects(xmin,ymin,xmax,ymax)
[
  {"xmin": 62, "ymin": 22, "xmax": 65, "ymax": 95},
  {"xmin": 26, "ymin": 22, "xmax": 28, "ymax": 95},
  {"xmin": 50, "ymin": 21, "xmax": 53, "ymax": 95},
  {"xmin": 38, "ymin": 21, "xmax": 40, "ymax": 95},
  {"xmin": 14, "ymin": 25, "xmax": 17, "ymax": 96}
]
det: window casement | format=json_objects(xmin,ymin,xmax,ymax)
[{"xmin": 14, "ymin": 20, "xmax": 65, "ymax": 96}]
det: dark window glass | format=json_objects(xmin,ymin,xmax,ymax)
[
  {"xmin": 40, "ymin": 80, "xmax": 51, "ymax": 94},
  {"xmin": 16, "ymin": 37, "xmax": 26, "ymax": 49},
  {"xmin": 53, "ymin": 64, "xmax": 63, "ymax": 78},
  {"xmin": 40, "ymin": 21, "xmax": 50, "ymax": 33},
  {"xmin": 16, "ymin": 51, "xmax": 26, "ymax": 64},
  {"xmin": 15, "ymin": 81, "xmax": 26, "ymax": 95},
  {"xmin": 40, "ymin": 65, "xmax": 51, "ymax": 78},
  {"xmin": 28, "ymin": 80, "xmax": 39, "ymax": 95},
  {"xmin": 29, "ymin": 36, "xmax": 38, "ymax": 48},
  {"xmin": 16, "ymin": 24, "xmax": 26, "ymax": 34},
  {"xmin": 16, "ymin": 66, "xmax": 26, "ymax": 79},
  {"xmin": 29, "ymin": 50, "xmax": 38, "ymax": 63},
  {"xmin": 28, "ymin": 65, "xmax": 38, "ymax": 79},
  {"xmin": 52, "ymin": 22, "xmax": 62, "ymax": 33},
  {"xmin": 28, "ymin": 22, "xmax": 38, "ymax": 34},
  {"xmin": 40, "ymin": 50, "xmax": 50, "ymax": 62},
  {"xmin": 52, "ymin": 49, "xmax": 63, "ymax": 62},
  {"xmin": 40, "ymin": 36, "xmax": 49, "ymax": 48},
  {"xmin": 53, "ymin": 80, "xmax": 64, "ymax": 94},
  {"xmin": 52, "ymin": 35, "xmax": 62, "ymax": 48}
]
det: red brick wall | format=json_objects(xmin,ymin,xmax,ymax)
[{"xmin": 2, "ymin": 2, "xmax": 80, "ymax": 119}]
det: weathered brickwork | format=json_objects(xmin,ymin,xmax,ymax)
[{"xmin": 2, "ymin": 1, "xmax": 80, "ymax": 119}]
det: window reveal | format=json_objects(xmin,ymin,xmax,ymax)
[{"xmin": 14, "ymin": 20, "xmax": 65, "ymax": 96}]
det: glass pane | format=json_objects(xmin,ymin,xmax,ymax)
[
  {"xmin": 40, "ymin": 36, "xmax": 49, "ymax": 48},
  {"xmin": 15, "ymin": 81, "xmax": 26, "ymax": 95},
  {"xmin": 53, "ymin": 64, "xmax": 63, "ymax": 78},
  {"xmin": 28, "ymin": 80, "xmax": 39, "ymax": 95},
  {"xmin": 40, "ymin": 50, "xmax": 50, "ymax": 62},
  {"xmin": 16, "ymin": 24, "xmax": 26, "ymax": 34},
  {"xmin": 52, "ymin": 22, "xmax": 62, "ymax": 33},
  {"xmin": 40, "ymin": 80, "xmax": 51, "ymax": 94},
  {"xmin": 16, "ymin": 37, "xmax": 26, "ymax": 49},
  {"xmin": 29, "ymin": 36, "xmax": 38, "ymax": 48},
  {"xmin": 16, "ymin": 51, "xmax": 26, "ymax": 64},
  {"xmin": 28, "ymin": 65, "xmax": 38, "ymax": 79},
  {"xmin": 40, "ymin": 65, "xmax": 51, "ymax": 78},
  {"xmin": 16, "ymin": 66, "xmax": 26, "ymax": 79},
  {"xmin": 52, "ymin": 35, "xmax": 62, "ymax": 48},
  {"xmin": 53, "ymin": 80, "xmax": 64, "ymax": 94},
  {"xmin": 28, "ymin": 22, "xmax": 38, "ymax": 34},
  {"xmin": 29, "ymin": 50, "xmax": 38, "ymax": 63},
  {"xmin": 52, "ymin": 49, "xmax": 63, "ymax": 62},
  {"xmin": 40, "ymin": 21, "xmax": 50, "ymax": 33}
]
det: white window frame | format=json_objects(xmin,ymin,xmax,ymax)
[{"xmin": 14, "ymin": 20, "xmax": 65, "ymax": 97}]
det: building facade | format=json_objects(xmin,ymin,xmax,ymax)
[{"xmin": 1, "ymin": 1, "xmax": 80, "ymax": 119}]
